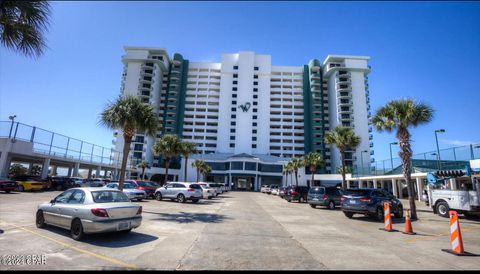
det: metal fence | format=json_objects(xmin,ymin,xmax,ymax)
[
  {"xmin": 0, "ymin": 121, "xmax": 122, "ymax": 167},
  {"xmin": 353, "ymin": 143, "xmax": 480, "ymax": 176}
]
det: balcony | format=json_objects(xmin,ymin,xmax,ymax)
[
  {"xmin": 337, "ymin": 93, "xmax": 351, "ymax": 99},
  {"xmin": 337, "ymin": 84, "xmax": 351, "ymax": 91},
  {"xmin": 338, "ymin": 108, "xmax": 353, "ymax": 114}
]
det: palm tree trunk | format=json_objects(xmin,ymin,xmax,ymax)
[
  {"xmin": 295, "ymin": 170, "xmax": 299, "ymax": 187},
  {"xmin": 196, "ymin": 168, "xmax": 199, "ymax": 182},
  {"xmin": 398, "ymin": 128, "xmax": 417, "ymax": 219},
  {"xmin": 184, "ymin": 156, "xmax": 188, "ymax": 181},
  {"xmin": 290, "ymin": 173, "xmax": 293, "ymax": 186},
  {"xmin": 340, "ymin": 150, "xmax": 347, "ymax": 191},
  {"xmin": 164, "ymin": 158, "xmax": 170, "ymax": 186},
  {"xmin": 118, "ymin": 133, "xmax": 133, "ymax": 191},
  {"xmin": 141, "ymin": 167, "xmax": 145, "ymax": 180}
]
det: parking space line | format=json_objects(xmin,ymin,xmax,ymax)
[{"xmin": 7, "ymin": 223, "xmax": 138, "ymax": 270}]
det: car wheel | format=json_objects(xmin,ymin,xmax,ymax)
[
  {"xmin": 71, "ymin": 219, "xmax": 84, "ymax": 241},
  {"xmin": 36, "ymin": 210, "xmax": 46, "ymax": 228},
  {"xmin": 119, "ymin": 229, "xmax": 132, "ymax": 234},
  {"xmin": 137, "ymin": 199, "xmax": 143, "ymax": 202},
  {"xmin": 299, "ymin": 197, "xmax": 306, "ymax": 203},
  {"xmin": 436, "ymin": 201, "xmax": 450, "ymax": 218},
  {"xmin": 5, "ymin": 190, "xmax": 11, "ymax": 194},
  {"xmin": 310, "ymin": 204, "xmax": 316, "ymax": 209},
  {"xmin": 208, "ymin": 197, "xmax": 212, "ymax": 200},
  {"xmin": 376, "ymin": 207, "xmax": 384, "ymax": 222},
  {"xmin": 192, "ymin": 199, "xmax": 199, "ymax": 203},
  {"xmin": 18, "ymin": 185, "xmax": 24, "ymax": 192},
  {"xmin": 394, "ymin": 205, "xmax": 404, "ymax": 218},
  {"xmin": 328, "ymin": 201, "xmax": 335, "ymax": 210},
  {"xmin": 344, "ymin": 211, "xmax": 354, "ymax": 218},
  {"xmin": 155, "ymin": 192, "xmax": 162, "ymax": 201},
  {"xmin": 177, "ymin": 194, "xmax": 186, "ymax": 203}
]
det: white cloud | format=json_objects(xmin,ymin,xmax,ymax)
[{"xmin": 440, "ymin": 139, "xmax": 480, "ymax": 146}]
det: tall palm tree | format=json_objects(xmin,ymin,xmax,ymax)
[
  {"xmin": 304, "ymin": 152, "xmax": 325, "ymax": 188},
  {"xmin": 285, "ymin": 162, "xmax": 294, "ymax": 186},
  {"xmin": 324, "ymin": 126, "xmax": 361, "ymax": 191},
  {"xmin": 200, "ymin": 164, "xmax": 212, "ymax": 182},
  {"xmin": 0, "ymin": 1, "xmax": 51, "ymax": 58},
  {"xmin": 29, "ymin": 165, "xmax": 42, "ymax": 176},
  {"xmin": 191, "ymin": 159, "xmax": 205, "ymax": 182},
  {"xmin": 152, "ymin": 134, "xmax": 181, "ymax": 185},
  {"xmin": 100, "ymin": 95, "xmax": 159, "ymax": 190},
  {"xmin": 137, "ymin": 160, "xmax": 150, "ymax": 180},
  {"xmin": 178, "ymin": 142, "xmax": 197, "ymax": 181},
  {"xmin": 289, "ymin": 158, "xmax": 304, "ymax": 187},
  {"xmin": 372, "ymin": 99, "xmax": 433, "ymax": 220}
]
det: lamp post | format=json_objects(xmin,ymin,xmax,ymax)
[
  {"xmin": 435, "ymin": 129, "xmax": 445, "ymax": 170},
  {"xmin": 8, "ymin": 115, "xmax": 16, "ymax": 138},
  {"xmin": 360, "ymin": 150, "xmax": 368, "ymax": 175},
  {"xmin": 389, "ymin": 142, "xmax": 398, "ymax": 172},
  {"xmin": 431, "ymin": 153, "xmax": 440, "ymax": 170}
]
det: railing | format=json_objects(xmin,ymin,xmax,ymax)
[
  {"xmin": 352, "ymin": 143, "xmax": 480, "ymax": 177},
  {"xmin": 0, "ymin": 121, "xmax": 122, "ymax": 167}
]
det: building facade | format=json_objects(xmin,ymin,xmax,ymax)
[{"xmin": 114, "ymin": 47, "xmax": 373, "ymax": 190}]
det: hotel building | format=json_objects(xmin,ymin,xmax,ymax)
[{"xmin": 114, "ymin": 47, "xmax": 373, "ymax": 190}]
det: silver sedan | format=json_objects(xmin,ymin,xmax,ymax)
[
  {"xmin": 36, "ymin": 188, "xmax": 142, "ymax": 240},
  {"xmin": 104, "ymin": 182, "xmax": 146, "ymax": 201}
]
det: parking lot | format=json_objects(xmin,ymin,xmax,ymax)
[{"xmin": 1, "ymin": 190, "xmax": 480, "ymax": 270}]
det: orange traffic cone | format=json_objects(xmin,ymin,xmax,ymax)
[
  {"xmin": 379, "ymin": 202, "xmax": 397, "ymax": 232},
  {"xmin": 402, "ymin": 208, "xmax": 416, "ymax": 235},
  {"xmin": 442, "ymin": 211, "xmax": 477, "ymax": 256}
]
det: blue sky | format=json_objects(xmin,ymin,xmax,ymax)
[{"xmin": 1, "ymin": 1, "xmax": 479, "ymax": 164}]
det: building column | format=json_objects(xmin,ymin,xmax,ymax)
[
  {"xmin": 391, "ymin": 179, "xmax": 398, "ymax": 198},
  {"xmin": 67, "ymin": 167, "xmax": 73, "ymax": 177},
  {"xmin": 28, "ymin": 163, "xmax": 34, "ymax": 174},
  {"xmin": 416, "ymin": 177, "xmax": 423, "ymax": 201},
  {"xmin": 373, "ymin": 180, "xmax": 378, "ymax": 189},
  {"xmin": 41, "ymin": 158, "xmax": 51, "ymax": 179},
  {"xmin": 87, "ymin": 168, "xmax": 92, "ymax": 179},
  {"xmin": 52, "ymin": 165, "xmax": 58, "ymax": 176},
  {"xmin": 95, "ymin": 166, "xmax": 101, "ymax": 178},
  {"xmin": 380, "ymin": 181, "xmax": 385, "ymax": 190},
  {"xmin": 398, "ymin": 180, "xmax": 404, "ymax": 198},
  {"xmin": 73, "ymin": 163, "xmax": 80, "ymax": 177},
  {"xmin": 347, "ymin": 180, "xmax": 351, "ymax": 189}
]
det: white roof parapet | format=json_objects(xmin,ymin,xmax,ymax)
[
  {"xmin": 322, "ymin": 55, "xmax": 370, "ymax": 66},
  {"xmin": 346, "ymin": 173, "xmax": 428, "ymax": 181}
]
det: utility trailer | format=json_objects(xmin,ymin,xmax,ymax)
[{"xmin": 425, "ymin": 160, "xmax": 480, "ymax": 218}]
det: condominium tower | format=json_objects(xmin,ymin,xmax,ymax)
[{"xmin": 114, "ymin": 47, "xmax": 373, "ymax": 190}]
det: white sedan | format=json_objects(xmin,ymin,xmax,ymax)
[{"xmin": 36, "ymin": 188, "xmax": 142, "ymax": 240}]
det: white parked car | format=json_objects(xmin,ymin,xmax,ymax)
[
  {"xmin": 271, "ymin": 185, "xmax": 280, "ymax": 195},
  {"xmin": 199, "ymin": 184, "xmax": 215, "ymax": 199},
  {"xmin": 104, "ymin": 182, "xmax": 146, "ymax": 201},
  {"xmin": 261, "ymin": 185, "xmax": 270, "ymax": 193},
  {"xmin": 36, "ymin": 188, "xmax": 142, "ymax": 240},
  {"xmin": 154, "ymin": 182, "xmax": 203, "ymax": 203}
]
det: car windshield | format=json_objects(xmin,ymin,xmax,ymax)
[
  {"xmin": 137, "ymin": 182, "xmax": 149, "ymax": 187},
  {"xmin": 91, "ymin": 191, "xmax": 130, "ymax": 203},
  {"xmin": 343, "ymin": 190, "xmax": 370, "ymax": 196},
  {"xmin": 309, "ymin": 188, "xmax": 325, "ymax": 194},
  {"xmin": 123, "ymin": 183, "xmax": 135, "ymax": 189}
]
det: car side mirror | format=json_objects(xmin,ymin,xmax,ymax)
[{"xmin": 50, "ymin": 199, "xmax": 55, "ymax": 204}]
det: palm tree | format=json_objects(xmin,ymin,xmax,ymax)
[
  {"xmin": 0, "ymin": 1, "xmax": 51, "ymax": 58},
  {"xmin": 289, "ymin": 158, "xmax": 304, "ymax": 187},
  {"xmin": 9, "ymin": 163, "xmax": 27, "ymax": 177},
  {"xmin": 372, "ymin": 99, "xmax": 433, "ymax": 220},
  {"xmin": 304, "ymin": 152, "xmax": 325, "ymax": 188},
  {"xmin": 100, "ymin": 95, "xmax": 159, "ymax": 190},
  {"xmin": 192, "ymin": 159, "xmax": 205, "ymax": 182},
  {"xmin": 152, "ymin": 134, "xmax": 181, "ymax": 185},
  {"xmin": 29, "ymin": 165, "xmax": 42, "ymax": 176},
  {"xmin": 137, "ymin": 160, "xmax": 150, "ymax": 180},
  {"xmin": 285, "ymin": 162, "xmax": 294, "ymax": 186},
  {"xmin": 178, "ymin": 142, "xmax": 197, "ymax": 181},
  {"xmin": 324, "ymin": 126, "xmax": 361, "ymax": 191},
  {"xmin": 200, "ymin": 164, "xmax": 212, "ymax": 181}
]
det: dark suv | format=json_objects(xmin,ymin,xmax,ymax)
[
  {"xmin": 341, "ymin": 189, "xmax": 403, "ymax": 221},
  {"xmin": 285, "ymin": 186, "xmax": 310, "ymax": 203},
  {"xmin": 48, "ymin": 176, "xmax": 77, "ymax": 191},
  {"xmin": 308, "ymin": 186, "xmax": 343, "ymax": 209}
]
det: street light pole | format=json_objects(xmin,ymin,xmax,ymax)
[
  {"xmin": 8, "ymin": 115, "xmax": 16, "ymax": 138},
  {"xmin": 435, "ymin": 129, "xmax": 445, "ymax": 170},
  {"xmin": 389, "ymin": 142, "xmax": 398, "ymax": 172}
]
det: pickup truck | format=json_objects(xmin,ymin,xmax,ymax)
[{"xmin": 426, "ymin": 180, "xmax": 480, "ymax": 218}]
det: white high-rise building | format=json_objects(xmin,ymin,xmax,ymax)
[{"xmin": 114, "ymin": 47, "xmax": 373, "ymax": 190}]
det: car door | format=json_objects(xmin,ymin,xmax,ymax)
[
  {"xmin": 333, "ymin": 189, "xmax": 343, "ymax": 205},
  {"xmin": 173, "ymin": 183, "xmax": 186, "ymax": 197},
  {"xmin": 45, "ymin": 189, "xmax": 75, "ymax": 227},
  {"xmin": 58, "ymin": 190, "xmax": 86, "ymax": 228},
  {"xmin": 161, "ymin": 183, "xmax": 173, "ymax": 198}
]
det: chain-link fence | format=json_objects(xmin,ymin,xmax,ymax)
[{"xmin": 0, "ymin": 121, "xmax": 122, "ymax": 167}]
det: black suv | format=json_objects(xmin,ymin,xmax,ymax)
[
  {"xmin": 308, "ymin": 186, "xmax": 343, "ymax": 209},
  {"xmin": 341, "ymin": 189, "xmax": 403, "ymax": 221},
  {"xmin": 285, "ymin": 186, "xmax": 310, "ymax": 203},
  {"xmin": 48, "ymin": 176, "xmax": 77, "ymax": 191}
]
